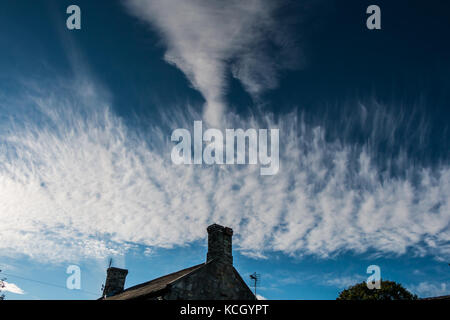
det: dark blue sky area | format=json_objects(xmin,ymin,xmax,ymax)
[{"xmin": 1, "ymin": 0, "xmax": 448, "ymax": 166}]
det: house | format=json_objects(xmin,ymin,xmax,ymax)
[{"xmin": 101, "ymin": 224, "xmax": 256, "ymax": 300}]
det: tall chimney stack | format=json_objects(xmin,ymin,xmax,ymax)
[
  {"xmin": 206, "ymin": 224, "xmax": 233, "ymax": 265},
  {"xmin": 102, "ymin": 267, "xmax": 128, "ymax": 297}
]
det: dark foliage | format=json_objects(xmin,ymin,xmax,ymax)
[{"xmin": 337, "ymin": 280, "xmax": 418, "ymax": 300}]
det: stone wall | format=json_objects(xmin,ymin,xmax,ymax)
[
  {"xmin": 103, "ymin": 267, "xmax": 128, "ymax": 297},
  {"xmin": 163, "ymin": 260, "xmax": 255, "ymax": 300},
  {"xmin": 206, "ymin": 224, "xmax": 233, "ymax": 265}
]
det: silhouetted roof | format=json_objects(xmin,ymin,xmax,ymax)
[{"xmin": 105, "ymin": 263, "xmax": 205, "ymax": 300}]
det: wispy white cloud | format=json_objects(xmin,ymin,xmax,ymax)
[
  {"xmin": 408, "ymin": 282, "xmax": 449, "ymax": 298},
  {"xmin": 2, "ymin": 281, "xmax": 25, "ymax": 295},
  {"xmin": 0, "ymin": 75, "xmax": 449, "ymax": 264},
  {"xmin": 323, "ymin": 275, "xmax": 365, "ymax": 289},
  {"xmin": 124, "ymin": 0, "xmax": 300, "ymax": 126},
  {"xmin": 275, "ymin": 270, "xmax": 365, "ymax": 289}
]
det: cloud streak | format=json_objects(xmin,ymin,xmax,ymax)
[
  {"xmin": 408, "ymin": 282, "xmax": 450, "ymax": 298},
  {"xmin": 2, "ymin": 281, "xmax": 25, "ymax": 295},
  {"xmin": 323, "ymin": 275, "xmax": 366, "ymax": 289},
  {"xmin": 124, "ymin": 0, "xmax": 300, "ymax": 126}
]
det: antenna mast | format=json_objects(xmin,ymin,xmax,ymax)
[
  {"xmin": 249, "ymin": 272, "xmax": 260, "ymax": 297},
  {"xmin": 101, "ymin": 258, "xmax": 113, "ymax": 298}
]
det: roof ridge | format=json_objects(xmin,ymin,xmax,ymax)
[
  {"xmin": 117, "ymin": 263, "xmax": 205, "ymax": 294},
  {"xmin": 166, "ymin": 260, "xmax": 215, "ymax": 286}
]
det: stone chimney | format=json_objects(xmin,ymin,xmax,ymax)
[
  {"xmin": 102, "ymin": 267, "xmax": 128, "ymax": 297},
  {"xmin": 206, "ymin": 224, "xmax": 233, "ymax": 265}
]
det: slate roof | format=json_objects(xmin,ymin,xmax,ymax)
[{"xmin": 104, "ymin": 263, "xmax": 205, "ymax": 300}]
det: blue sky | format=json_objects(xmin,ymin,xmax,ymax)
[{"xmin": 0, "ymin": 0, "xmax": 449, "ymax": 300}]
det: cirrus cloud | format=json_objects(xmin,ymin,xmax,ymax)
[{"xmin": 0, "ymin": 76, "xmax": 449, "ymax": 264}]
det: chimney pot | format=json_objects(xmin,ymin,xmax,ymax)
[
  {"xmin": 102, "ymin": 267, "xmax": 128, "ymax": 297},
  {"xmin": 206, "ymin": 223, "xmax": 233, "ymax": 265}
]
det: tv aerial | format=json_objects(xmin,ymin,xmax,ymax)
[
  {"xmin": 101, "ymin": 258, "xmax": 113, "ymax": 297},
  {"xmin": 249, "ymin": 272, "xmax": 260, "ymax": 297}
]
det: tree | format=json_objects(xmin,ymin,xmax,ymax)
[{"xmin": 337, "ymin": 280, "xmax": 418, "ymax": 300}]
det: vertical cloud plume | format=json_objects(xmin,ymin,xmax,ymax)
[{"xmin": 124, "ymin": 0, "xmax": 300, "ymax": 126}]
